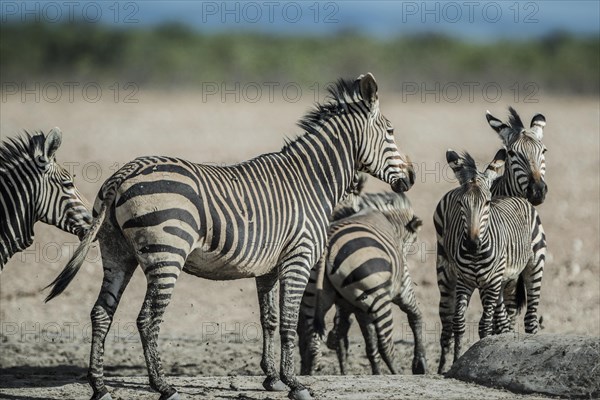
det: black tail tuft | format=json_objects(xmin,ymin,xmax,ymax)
[{"xmin": 515, "ymin": 274, "xmax": 527, "ymax": 315}]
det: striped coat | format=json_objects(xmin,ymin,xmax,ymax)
[{"xmin": 46, "ymin": 74, "xmax": 415, "ymax": 400}]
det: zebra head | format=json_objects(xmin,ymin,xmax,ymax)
[
  {"xmin": 486, "ymin": 107, "xmax": 547, "ymax": 206},
  {"xmin": 447, "ymin": 149, "xmax": 507, "ymax": 252},
  {"xmin": 353, "ymin": 73, "xmax": 415, "ymax": 193},
  {"xmin": 31, "ymin": 128, "xmax": 92, "ymax": 239}
]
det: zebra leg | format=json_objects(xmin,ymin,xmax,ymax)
[
  {"xmin": 298, "ymin": 270, "xmax": 335, "ymax": 375},
  {"xmin": 278, "ymin": 261, "xmax": 312, "ymax": 400},
  {"xmin": 356, "ymin": 312, "xmax": 382, "ymax": 374},
  {"xmin": 523, "ymin": 256, "xmax": 545, "ymax": 334},
  {"xmin": 494, "ymin": 281, "xmax": 514, "ymax": 334},
  {"xmin": 479, "ymin": 283, "xmax": 503, "ymax": 339},
  {"xmin": 452, "ymin": 282, "xmax": 473, "ymax": 364},
  {"xmin": 393, "ymin": 288, "xmax": 427, "ymax": 374},
  {"xmin": 437, "ymin": 256, "xmax": 456, "ymax": 374},
  {"xmin": 88, "ymin": 228, "xmax": 138, "ymax": 400},
  {"xmin": 136, "ymin": 260, "xmax": 183, "ymax": 400},
  {"xmin": 370, "ymin": 295, "xmax": 397, "ymax": 374},
  {"xmin": 332, "ymin": 305, "xmax": 353, "ymax": 375},
  {"xmin": 256, "ymin": 271, "xmax": 286, "ymax": 391}
]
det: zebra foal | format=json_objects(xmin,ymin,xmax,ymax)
[
  {"xmin": 435, "ymin": 108, "xmax": 548, "ymax": 344},
  {"xmin": 435, "ymin": 149, "xmax": 546, "ymax": 373},
  {"xmin": 298, "ymin": 187, "xmax": 426, "ymax": 376},
  {"xmin": 45, "ymin": 74, "xmax": 415, "ymax": 400},
  {"xmin": 0, "ymin": 129, "xmax": 91, "ymax": 270}
]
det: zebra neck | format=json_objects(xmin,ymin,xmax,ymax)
[
  {"xmin": 283, "ymin": 121, "xmax": 358, "ymax": 216},
  {"xmin": 492, "ymin": 159, "xmax": 524, "ymax": 198},
  {"xmin": 0, "ymin": 170, "xmax": 37, "ymax": 266}
]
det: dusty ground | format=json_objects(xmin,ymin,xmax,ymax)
[{"xmin": 0, "ymin": 90, "xmax": 598, "ymax": 399}]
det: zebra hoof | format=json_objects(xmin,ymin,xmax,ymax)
[
  {"xmin": 263, "ymin": 377, "xmax": 287, "ymax": 391},
  {"xmin": 159, "ymin": 391, "xmax": 180, "ymax": 400},
  {"xmin": 288, "ymin": 388, "xmax": 313, "ymax": 400},
  {"xmin": 412, "ymin": 355, "xmax": 428, "ymax": 375}
]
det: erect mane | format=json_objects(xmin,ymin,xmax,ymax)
[
  {"xmin": 0, "ymin": 131, "xmax": 45, "ymax": 167},
  {"xmin": 283, "ymin": 78, "xmax": 363, "ymax": 151}
]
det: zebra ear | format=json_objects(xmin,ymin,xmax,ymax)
[
  {"xmin": 530, "ymin": 113, "xmax": 546, "ymax": 140},
  {"xmin": 407, "ymin": 216, "xmax": 423, "ymax": 233},
  {"xmin": 446, "ymin": 149, "xmax": 467, "ymax": 184},
  {"xmin": 484, "ymin": 148, "xmax": 507, "ymax": 182},
  {"xmin": 358, "ymin": 73, "xmax": 378, "ymax": 109},
  {"xmin": 43, "ymin": 127, "xmax": 62, "ymax": 161},
  {"xmin": 486, "ymin": 111, "xmax": 512, "ymax": 144}
]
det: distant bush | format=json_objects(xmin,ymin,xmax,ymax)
[{"xmin": 1, "ymin": 22, "xmax": 598, "ymax": 94}]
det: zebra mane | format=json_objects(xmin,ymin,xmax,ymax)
[
  {"xmin": 0, "ymin": 131, "xmax": 45, "ymax": 168},
  {"xmin": 284, "ymin": 78, "xmax": 362, "ymax": 150}
]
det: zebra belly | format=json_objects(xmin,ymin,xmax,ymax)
[{"xmin": 183, "ymin": 246, "xmax": 278, "ymax": 280}]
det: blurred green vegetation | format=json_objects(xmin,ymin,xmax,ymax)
[{"xmin": 1, "ymin": 22, "xmax": 598, "ymax": 94}]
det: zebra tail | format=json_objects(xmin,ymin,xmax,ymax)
[
  {"xmin": 515, "ymin": 274, "xmax": 527, "ymax": 315},
  {"xmin": 44, "ymin": 203, "xmax": 107, "ymax": 302},
  {"xmin": 313, "ymin": 254, "xmax": 328, "ymax": 338}
]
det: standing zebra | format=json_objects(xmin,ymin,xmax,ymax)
[
  {"xmin": 435, "ymin": 149, "xmax": 546, "ymax": 374},
  {"xmin": 298, "ymin": 189, "xmax": 426, "ymax": 376},
  {"xmin": 45, "ymin": 74, "xmax": 415, "ymax": 400},
  {"xmin": 435, "ymin": 108, "xmax": 548, "ymax": 347},
  {"xmin": 0, "ymin": 129, "xmax": 92, "ymax": 270}
]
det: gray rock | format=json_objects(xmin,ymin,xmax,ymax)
[{"xmin": 447, "ymin": 333, "xmax": 600, "ymax": 399}]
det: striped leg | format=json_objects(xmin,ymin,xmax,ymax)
[
  {"xmin": 437, "ymin": 254, "xmax": 456, "ymax": 374},
  {"xmin": 256, "ymin": 272, "xmax": 286, "ymax": 391},
  {"xmin": 522, "ymin": 257, "xmax": 545, "ymax": 334},
  {"xmin": 479, "ymin": 282, "xmax": 503, "ymax": 339},
  {"xmin": 331, "ymin": 306, "xmax": 353, "ymax": 375},
  {"xmin": 356, "ymin": 312, "xmax": 382, "ymax": 375},
  {"xmin": 88, "ymin": 229, "xmax": 138, "ymax": 400},
  {"xmin": 393, "ymin": 286, "xmax": 427, "ymax": 374},
  {"xmin": 369, "ymin": 293, "xmax": 397, "ymax": 374},
  {"xmin": 453, "ymin": 281, "xmax": 473, "ymax": 363},
  {"xmin": 279, "ymin": 258, "xmax": 312, "ymax": 400},
  {"xmin": 298, "ymin": 268, "xmax": 335, "ymax": 376},
  {"xmin": 136, "ymin": 259, "xmax": 182, "ymax": 400},
  {"xmin": 493, "ymin": 281, "xmax": 514, "ymax": 334}
]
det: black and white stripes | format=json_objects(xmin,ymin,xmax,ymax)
[
  {"xmin": 434, "ymin": 149, "xmax": 546, "ymax": 373},
  {"xmin": 0, "ymin": 129, "xmax": 92, "ymax": 269},
  {"xmin": 45, "ymin": 73, "xmax": 414, "ymax": 400},
  {"xmin": 298, "ymin": 189, "xmax": 427, "ymax": 376}
]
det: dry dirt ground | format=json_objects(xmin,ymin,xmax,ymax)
[{"xmin": 0, "ymin": 91, "xmax": 598, "ymax": 399}]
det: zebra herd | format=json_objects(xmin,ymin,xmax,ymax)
[{"xmin": 0, "ymin": 73, "xmax": 549, "ymax": 400}]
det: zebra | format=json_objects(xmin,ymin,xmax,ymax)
[
  {"xmin": 434, "ymin": 107, "xmax": 548, "ymax": 345},
  {"xmin": 0, "ymin": 128, "xmax": 92, "ymax": 270},
  {"xmin": 45, "ymin": 73, "xmax": 415, "ymax": 400},
  {"xmin": 435, "ymin": 149, "xmax": 546, "ymax": 374},
  {"xmin": 487, "ymin": 107, "xmax": 548, "ymax": 206},
  {"xmin": 298, "ymin": 187, "xmax": 427, "ymax": 376}
]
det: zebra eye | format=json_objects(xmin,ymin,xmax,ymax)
[
  {"xmin": 62, "ymin": 180, "xmax": 75, "ymax": 189},
  {"xmin": 542, "ymin": 148, "xmax": 548, "ymax": 154},
  {"xmin": 386, "ymin": 127, "xmax": 394, "ymax": 134}
]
